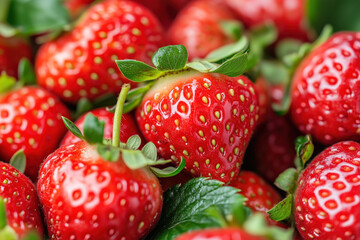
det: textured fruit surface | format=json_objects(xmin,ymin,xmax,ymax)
[
  {"xmin": 230, "ymin": 171, "xmax": 282, "ymax": 226},
  {"xmin": 294, "ymin": 141, "xmax": 360, "ymax": 240},
  {"xmin": 0, "ymin": 36, "xmax": 32, "ymax": 78},
  {"xmin": 136, "ymin": 70, "xmax": 259, "ymax": 183},
  {"xmin": 252, "ymin": 114, "xmax": 299, "ymax": 183},
  {"xmin": 168, "ymin": 0, "xmax": 236, "ymax": 60},
  {"xmin": 36, "ymin": 0, "xmax": 165, "ymax": 103},
  {"xmin": 290, "ymin": 32, "xmax": 360, "ymax": 145},
  {"xmin": 225, "ymin": 0, "xmax": 309, "ymax": 41},
  {"xmin": 61, "ymin": 107, "xmax": 143, "ymax": 146},
  {"xmin": 38, "ymin": 141, "xmax": 162, "ymax": 240},
  {"xmin": 0, "ymin": 162, "xmax": 44, "ymax": 238},
  {"xmin": 175, "ymin": 227, "xmax": 266, "ymax": 240},
  {"xmin": 0, "ymin": 86, "xmax": 71, "ymax": 181}
]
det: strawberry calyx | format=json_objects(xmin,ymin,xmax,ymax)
[
  {"xmin": 267, "ymin": 135, "xmax": 314, "ymax": 224},
  {"xmin": 270, "ymin": 25, "xmax": 333, "ymax": 115},
  {"xmin": 62, "ymin": 84, "xmax": 186, "ymax": 177},
  {"xmin": 116, "ymin": 40, "xmax": 249, "ymax": 112}
]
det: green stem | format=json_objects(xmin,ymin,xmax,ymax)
[
  {"xmin": 112, "ymin": 84, "xmax": 131, "ymax": 147},
  {"xmin": 0, "ymin": 0, "xmax": 11, "ymax": 23}
]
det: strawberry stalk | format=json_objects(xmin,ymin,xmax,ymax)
[{"xmin": 112, "ymin": 84, "xmax": 130, "ymax": 148}]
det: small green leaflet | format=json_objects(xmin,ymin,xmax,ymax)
[
  {"xmin": 150, "ymin": 157, "xmax": 186, "ymax": 178},
  {"xmin": 0, "ymin": 72, "xmax": 16, "ymax": 94},
  {"xmin": 62, "ymin": 117, "xmax": 85, "ymax": 141},
  {"xmin": 141, "ymin": 142, "xmax": 158, "ymax": 161},
  {"xmin": 147, "ymin": 178, "xmax": 246, "ymax": 240},
  {"xmin": 6, "ymin": 0, "xmax": 70, "ymax": 35},
  {"xmin": 205, "ymin": 36, "xmax": 248, "ymax": 63},
  {"xmin": 274, "ymin": 168, "xmax": 298, "ymax": 194},
  {"xmin": 18, "ymin": 58, "xmax": 36, "ymax": 86},
  {"xmin": 0, "ymin": 198, "xmax": 6, "ymax": 229},
  {"xmin": 268, "ymin": 194, "xmax": 293, "ymax": 222},
  {"xmin": 115, "ymin": 60, "xmax": 163, "ymax": 82},
  {"xmin": 295, "ymin": 135, "xmax": 314, "ymax": 169},
  {"xmin": 152, "ymin": 45, "xmax": 188, "ymax": 71},
  {"xmin": 97, "ymin": 144, "xmax": 120, "ymax": 162},
  {"xmin": 83, "ymin": 114, "xmax": 105, "ymax": 144},
  {"xmin": 9, "ymin": 149, "xmax": 26, "ymax": 173},
  {"xmin": 125, "ymin": 135, "xmax": 142, "ymax": 150},
  {"xmin": 219, "ymin": 20, "xmax": 243, "ymax": 41}
]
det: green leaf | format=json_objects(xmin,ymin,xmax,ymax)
[
  {"xmin": 147, "ymin": 178, "xmax": 246, "ymax": 239},
  {"xmin": 74, "ymin": 98, "xmax": 93, "ymax": 120},
  {"xmin": 275, "ymin": 168, "xmax": 298, "ymax": 194},
  {"xmin": 18, "ymin": 58, "xmax": 36, "ymax": 86},
  {"xmin": 152, "ymin": 45, "xmax": 188, "ymax": 71},
  {"xmin": 6, "ymin": 0, "xmax": 70, "ymax": 35},
  {"xmin": 116, "ymin": 60, "xmax": 162, "ymax": 82},
  {"xmin": 141, "ymin": 142, "xmax": 157, "ymax": 161},
  {"xmin": 268, "ymin": 194, "xmax": 293, "ymax": 222},
  {"xmin": 0, "ymin": 198, "xmax": 6, "ymax": 229},
  {"xmin": 125, "ymin": 135, "xmax": 142, "ymax": 150},
  {"xmin": 97, "ymin": 144, "xmax": 120, "ymax": 162},
  {"xmin": 123, "ymin": 97, "xmax": 143, "ymax": 113},
  {"xmin": 150, "ymin": 157, "xmax": 186, "ymax": 178},
  {"xmin": 210, "ymin": 52, "xmax": 248, "ymax": 77},
  {"xmin": 260, "ymin": 61, "xmax": 289, "ymax": 85},
  {"xmin": 9, "ymin": 149, "xmax": 26, "ymax": 173},
  {"xmin": 307, "ymin": 0, "xmax": 360, "ymax": 34},
  {"xmin": 219, "ymin": 20, "xmax": 243, "ymax": 41},
  {"xmin": 0, "ymin": 0, "xmax": 11, "ymax": 23},
  {"xmin": 22, "ymin": 232, "xmax": 41, "ymax": 240},
  {"xmin": 295, "ymin": 135, "xmax": 314, "ymax": 170},
  {"xmin": 186, "ymin": 61, "xmax": 217, "ymax": 72},
  {"xmin": 0, "ymin": 23, "xmax": 19, "ymax": 38},
  {"xmin": 62, "ymin": 117, "xmax": 85, "ymax": 141},
  {"xmin": 275, "ymin": 39, "xmax": 303, "ymax": 60},
  {"xmin": 121, "ymin": 149, "xmax": 149, "ymax": 169},
  {"xmin": 205, "ymin": 36, "xmax": 248, "ymax": 63},
  {"xmin": 0, "ymin": 72, "xmax": 16, "ymax": 94},
  {"xmin": 83, "ymin": 113, "xmax": 105, "ymax": 144},
  {"xmin": 127, "ymin": 84, "xmax": 153, "ymax": 100}
]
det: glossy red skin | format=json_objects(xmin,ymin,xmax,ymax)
[
  {"xmin": 230, "ymin": 171, "xmax": 282, "ymax": 226},
  {"xmin": 290, "ymin": 32, "xmax": 360, "ymax": 145},
  {"xmin": 253, "ymin": 77, "xmax": 270, "ymax": 126},
  {"xmin": 224, "ymin": 0, "xmax": 309, "ymax": 41},
  {"xmin": 61, "ymin": 107, "xmax": 144, "ymax": 146},
  {"xmin": 175, "ymin": 227, "xmax": 266, "ymax": 240},
  {"xmin": 133, "ymin": 0, "xmax": 174, "ymax": 29},
  {"xmin": 252, "ymin": 114, "xmax": 299, "ymax": 183},
  {"xmin": 0, "ymin": 162, "xmax": 44, "ymax": 239},
  {"xmin": 38, "ymin": 141, "xmax": 162, "ymax": 240},
  {"xmin": 168, "ymin": 0, "xmax": 236, "ymax": 60},
  {"xmin": 136, "ymin": 70, "xmax": 259, "ymax": 183},
  {"xmin": 294, "ymin": 141, "xmax": 360, "ymax": 240},
  {"xmin": 36, "ymin": 0, "xmax": 165, "ymax": 103},
  {"xmin": 0, "ymin": 36, "xmax": 32, "ymax": 78},
  {"xmin": 0, "ymin": 87, "xmax": 71, "ymax": 181}
]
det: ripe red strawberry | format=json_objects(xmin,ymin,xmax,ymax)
[
  {"xmin": 176, "ymin": 227, "xmax": 266, "ymax": 240},
  {"xmin": 230, "ymin": 171, "xmax": 283, "ymax": 226},
  {"xmin": 290, "ymin": 32, "xmax": 360, "ymax": 145},
  {"xmin": 253, "ymin": 77, "xmax": 271, "ymax": 126},
  {"xmin": 0, "ymin": 161, "xmax": 44, "ymax": 239},
  {"xmin": 224, "ymin": 0, "xmax": 309, "ymax": 41},
  {"xmin": 36, "ymin": 0, "xmax": 165, "ymax": 103},
  {"xmin": 61, "ymin": 107, "xmax": 143, "ymax": 146},
  {"xmin": 136, "ymin": 72, "xmax": 259, "ymax": 183},
  {"xmin": 0, "ymin": 86, "xmax": 71, "ymax": 181},
  {"xmin": 252, "ymin": 114, "xmax": 300, "ymax": 183},
  {"xmin": 0, "ymin": 36, "xmax": 32, "ymax": 78},
  {"xmin": 294, "ymin": 141, "xmax": 360, "ymax": 240},
  {"xmin": 38, "ymin": 140, "xmax": 162, "ymax": 239},
  {"xmin": 64, "ymin": 0, "xmax": 95, "ymax": 18},
  {"xmin": 168, "ymin": 0, "xmax": 237, "ymax": 60}
]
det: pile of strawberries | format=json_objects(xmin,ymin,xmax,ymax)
[{"xmin": 0, "ymin": 0, "xmax": 359, "ymax": 239}]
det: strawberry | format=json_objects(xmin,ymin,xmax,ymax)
[
  {"xmin": 251, "ymin": 114, "xmax": 300, "ymax": 183},
  {"xmin": 175, "ymin": 227, "xmax": 267, "ymax": 240},
  {"xmin": 253, "ymin": 77, "xmax": 271, "ymax": 126},
  {"xmin": 0, "ymin": 86, "xmax": 71, "ymax": 181},
  {"xmin": 290, "ymin": 32, "xmax": 360, "ymax": 145},
  {"xmin": 224, "ymin": 0, "xmax": 309, "ymax": 41},
  {"xmin": 168, "ymin": 0, "xmax": 237, "ymax": 60},
  {"xmin": 0, "ymin": 35, "xmax": 32, "ymax": 78},
  {"xmin": 230, "ymin": 171, "xmax": 283, "ymax": 226},
  {"xmin": 37, "ymin": 84, "xmax": 183, "ymax": 239},
  {"xmin": 294, "ymin": 141, "xmax": 360, "ymax": 240},
  {"xmin": 61, "ymin": 107, "xmax": 144, "ymax": 146},
  {"xmin": 159, "ymin": 170, "xmax": 193, "ymax": 192},
  {"xmin": 0, "ymin": 160, "xmax": 44, "ymax": 239},
  {"xmin": 36, "ymin": 0, "xmax": 165, "ymax": 104},
  {"xmin": 137, "ymin": 73, "xmax": 258, "ymax": 183},
  {"xmin": 116, "ymin": 44, "xmax": 256, "ymax": 183},
  {"xmin": 64, "ymin": 0, "xmax": 95, "ymax": 18}
]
